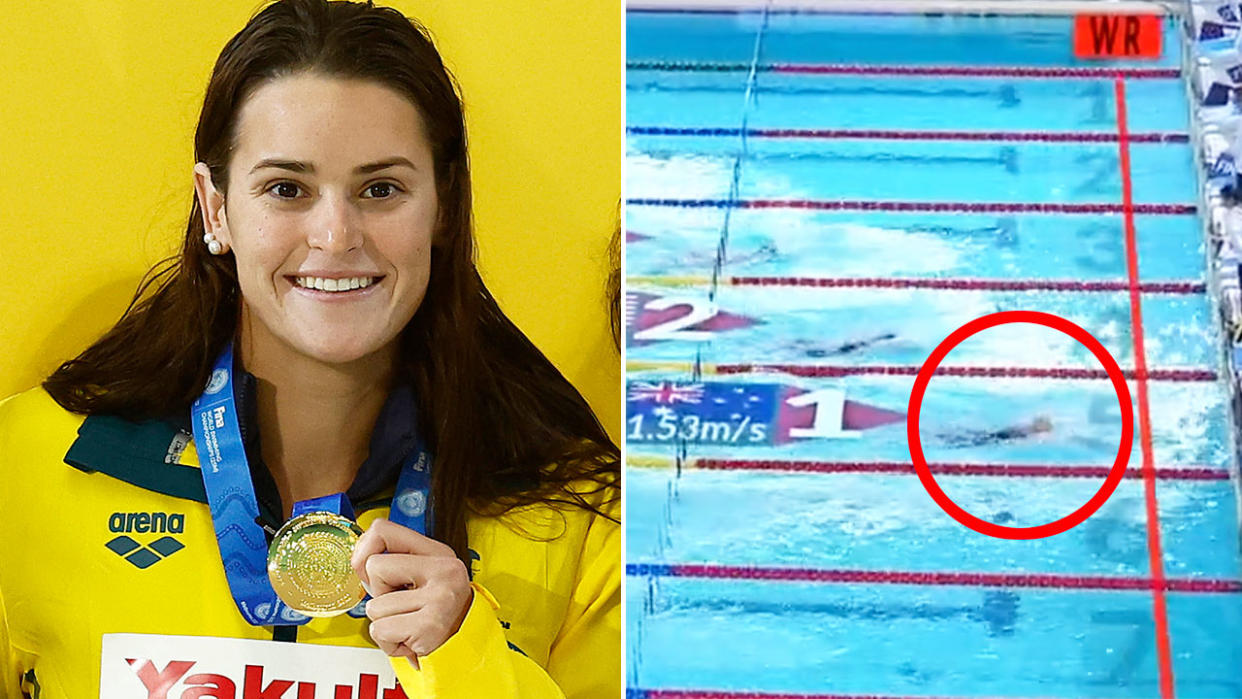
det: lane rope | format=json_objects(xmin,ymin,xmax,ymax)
[
  {"xmin": 626, "ymin": 275, "xmax": 1205, "ymax": 293},
  {"xmin": 628, "ymin": 126, "xmax": 1190, "ymax": 143},
  {"xmin": 626, "ymin": 456, "xmax": 1229, "ymax": 481},
  {"xmin": 626, "ymin": 562, "xmax": 1242, "ymax": 592},
  {"xmin": 628, "ymin": 60, "xmax": 1182, "ymax": 79},
  {"xmin": 627, "ymin": 198, "xmax": 1197, "ymax": 215}
]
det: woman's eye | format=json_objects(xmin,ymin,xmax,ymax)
[
  {"xmin": 268, "ymin": 182, "xmax": 302, "ymax": 199},
  {"xmin": 364, "ymin": 182, "xmax": 401, "ymax": 199}
]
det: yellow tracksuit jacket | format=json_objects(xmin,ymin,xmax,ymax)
[{"xmin": 0, "ymin": 388, "xmax": 619, "ymax": 699}]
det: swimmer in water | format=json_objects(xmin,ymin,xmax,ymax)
[
  {"xmin": 936, "ymin": 415, "xmax": 1053, "ymax": 448},
  {"xmin": 652, "ymin": 241, "xmax": 780, "ymax": 274},
  {"xmin": 787, "ymin": 333, "xmax": 901, "ymax": 358},
  {"xmin": 821, "ymin": 332, "xmax": 898, "ymax": 356}
]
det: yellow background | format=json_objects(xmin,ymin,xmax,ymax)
[{"xmin": 0, "ymin": 1, "xmax": 621, "ymax": 440}]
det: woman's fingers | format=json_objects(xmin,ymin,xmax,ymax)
[
  {"xmin": 350, "ymin": 518, "xmax": 454, "ymax": 585},
  {"xmin": 365, "ymin": 587, "xmax": 425, "ymax": 620},
  {"xmin": 363, "ymin": 551, "xmax": 468, "ymax": 596},
  {"xmin": 366, "ymin": 578, "xmax": 471, "ymax": 622},
  {"xmin": 367, "ymin": 611, "xmax": 420, "ymax": 667},
  {"xmin": 363, "ymin": 553, "xmax": 429, "ymax": 596},
  {"xmin": 368, "ymin": 608, "xmax": 460, "ymax": 658},
  {"xmin": 348, "ymin": 518, "xmax": 473, "ymax": 659}
]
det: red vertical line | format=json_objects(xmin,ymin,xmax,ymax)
[{"xmin": 1115, "ymin": 77, "xmax": 1175, "ymax": 699}]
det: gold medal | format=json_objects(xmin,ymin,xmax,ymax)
[{"xmin": 267, "ymin": 511, "xmax": 366, "ymax": 617}]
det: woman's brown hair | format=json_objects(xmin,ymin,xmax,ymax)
[
  {"xmin": 42, "ymin": 0, "xmax": 618, "ymax": 564},
  {"xmin": 608, "ymin": 220, "xmax": 622, "ymax": 351}
]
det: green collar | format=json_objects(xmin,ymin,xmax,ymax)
[
  {"xmin": 64, "ymin": 413, "xmax": 207, "ymax": 503},
  {"xmin": 62, "ymin": 413, "xmax": 395, "ymax": 515}
]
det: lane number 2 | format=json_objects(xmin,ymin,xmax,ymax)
[{"xmin": 632, "ymin": 296, "xmax": 718, "ymax": 342}]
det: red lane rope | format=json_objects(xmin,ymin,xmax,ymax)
[
  {"xmin": 773, "ymin": 63, "xmax": 1180, "ymax": 79},
  {"xmin": 758, "ymin": 128, "xmax": 1187, "ymax": 142},
  {"xmin": 1115, "ymin": 78, "xmax": 1175, "ymax": 699},
  {"xmin": 626, "ymin": 198, "xmax": 1198, "ymax": 215},
  {"xmin": 713, "ymin": 364, "xmax": 1215, "ymax": 381},
  {"xmin": 626, "ymin": 60, "xmax": 1182, "ymax": 79},
  {"xmin": 742, "ymin": 200, "xmax": 1194, "ymax": 214},
  {"xmin": 725, "ymin": 276, "xmax": 1205, "ymax": 293},
  {"xmin": 631, "ymin": 563, "xmax": 1242, "ymax": 593},
  {"xmin": 690, "ymin": 459, "xmax": 1229, "ymax": 481},
  {"xmin": 629, "ymin": 126, "xmax": 1190, "ymax": 144}
]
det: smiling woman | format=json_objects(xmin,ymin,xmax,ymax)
[
  {"xmin": 0, "ymin": 1, "xmax": 619, "ymax": 698},
  {"xmin": 197, "ymin": 75, "xmax": 442, "ymax": 372}
]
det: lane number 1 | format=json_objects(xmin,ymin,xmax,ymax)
[{"xmin": 786, "ymin": 389, "xmax": 862, "ymax": 439}]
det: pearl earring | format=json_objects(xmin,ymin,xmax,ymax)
[{"xmin": 203, "ymin": 232, "xmax": 225, "ymax": 255}]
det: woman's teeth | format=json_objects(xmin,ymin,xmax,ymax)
[{"xmin": 295, "ymin": 276, "xmax": 375, "ymax": 292}]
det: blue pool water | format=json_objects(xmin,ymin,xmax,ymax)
[{"xmin": 626, "ymin": 8, "xmax": 1242, "ymax": 699}]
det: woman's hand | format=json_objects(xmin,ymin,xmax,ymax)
[{"xmin": 349, "ymin": 518, "xmax": 473, "ymax": 667}]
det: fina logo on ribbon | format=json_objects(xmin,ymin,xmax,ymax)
[
  {"xmin": 205, "ymin": 368, "xmax": 230, "ymax": 396},
  {"xmin": 396, "ymin": 490, "xmax": 427, "ymax": 518}
]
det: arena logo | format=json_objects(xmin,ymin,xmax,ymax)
[
  {"xmin": 110, "ymin": 511, "xmax": 185, "ymax": 534},
  {"xmin": 126, "ymin": 660, "xmax": 408, "ymax": 699},
  {"xmin": 106, "ymin": 512, "xmax": 186, "ymax": 569}
]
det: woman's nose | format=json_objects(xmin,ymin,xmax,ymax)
[{"xmin": 306, "ymin": 196, "xmax": 363, "ymax": 253}]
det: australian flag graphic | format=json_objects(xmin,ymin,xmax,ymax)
[{"xmin": 627, "ymin": 380, "xmax": 905, "ymax": 447}]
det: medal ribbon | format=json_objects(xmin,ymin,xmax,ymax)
[{"xmin": 192, "ymin": 341, "xmax": 432, "ymax": 626}]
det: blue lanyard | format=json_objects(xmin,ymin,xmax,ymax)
[{"xmin": 191, "ymin": 341, "xmax": 432, "ymax": 626}]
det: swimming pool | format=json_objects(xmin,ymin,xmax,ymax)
[{"xmin": 626, "ymin": 5, "xmax": 1242, "ymax": 698}]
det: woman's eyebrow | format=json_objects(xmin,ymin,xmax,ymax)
[{"xmin": 248, "ymin": 157, "xmax": 416, "ymax": 175}]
